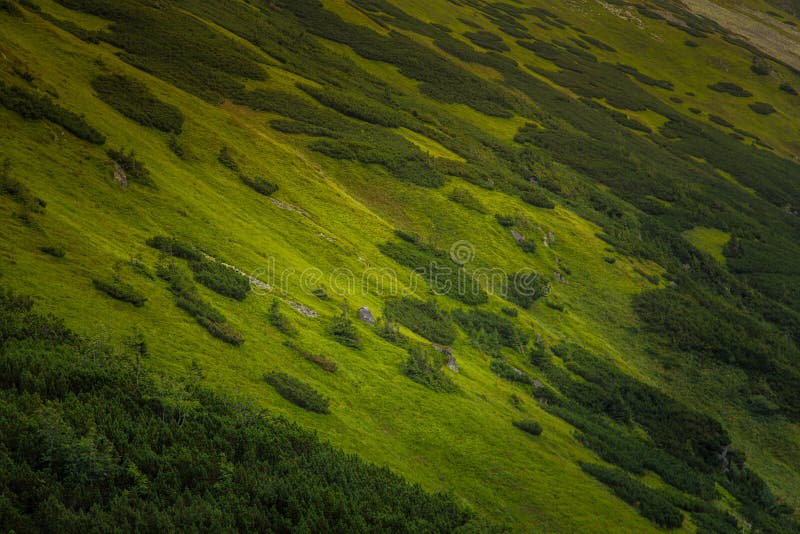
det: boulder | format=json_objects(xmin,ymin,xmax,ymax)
[
  {"xmin": 358, "ymin": 306, "xmax": 375, "ymax": 326},
  {"xmin": 511, "ymin": 229, "xmax": 525, "ymax": 243}
]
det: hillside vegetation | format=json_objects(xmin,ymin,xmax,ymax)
[{"xmin": 1, "ymin": 0, "xmax": 800, "ymax": 531}]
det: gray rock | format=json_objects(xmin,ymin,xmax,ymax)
[
  {"xmin": 446, "ymin": 354, "xmax": 459, "ymax": 373},
  {"xmin": 358, "ymin": 306, "xmax": 375, "ymax": 326},
  {"xmin": 511, "ymin": 229, "xmax": 525, "ymax": 243}
]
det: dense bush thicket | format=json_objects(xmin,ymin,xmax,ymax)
[
  {"xmin": 264, "ymin": 372, "xmax": 330, "ymax": 413},
  {"xmin": 0, "ymin": 80, "xmax": 105, "ymax": 144},
  {"xmin": 92, "ymin": 74, "xmax": 184, "ymax": 133},
  {"xmin": 92, "ymin": 277, "xmax": 147, "ymax": 307},
  {"xmin": 449, "ymin": 187, "xmax": 487, "ymax": 213},
  {"xmin": 402, "ymin": 344, "xmax": 457, "ymax": 392},
  {"xmin": 580, "ymin": 463, "xmax": 684, "ymax": 529},
  {"xmin": 502, "ymin": 271, "xmax": 549, "ymax": 309},
  {"xmin": 749, "ymin": 102, "xmax": 777, "ymax": 115},
  {"xmin": 385, "ymin": 297, "xmax": 457, "ymax": 345},
  {"xmin": 452, "ymin": 308, "xmax": 526, "ymax": 349},
  {"xmin": 464, "ymin": 31, "xmax": 509, "ymax": 52},
  {"xmin": 240, "ymin": 174, "xmax": 279, "ymax": 197},
  {"xmin": 379, "ymin": 239, "xmax": 488, "ymax": 305},
  {"xmin": 269, "ymin": 299, "xmax": 296, "ymax": 336},
  {"xmin": 0, "ymin": 290, "xmax": 487, "ymax": 531},
  {"xmin": 490, "ymin": 359, "xmax": 533, "ymax": 384},
  {"xmin": 188, "ymin": 258, "xmax": 250, "ymax": 301}
]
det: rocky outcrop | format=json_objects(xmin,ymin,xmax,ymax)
[{"xmin": 358, "ymin": 306, "xmax": 375, "ymax": 326}]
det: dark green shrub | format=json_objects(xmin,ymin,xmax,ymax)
[
  {"xmin": 299, "ymin": 83, "xmax": 406, "ymax": 128},
  {"xmin": 512, "ymin": 419, "xmax": 542, "ymax": 436},
  {"xmin": 167, "ymin": 134, "xmax": 185, "ymax": 159},
  {"xmin": 518, "ymin": 239, "xmax": 537, "ymax": 254},
  {"xmin": 749, "ymin": 102, "xmax": 776, "ymax": 115},
  {"xmin": 385, "ymin": 297, "xmax": 457, "ymax": 344},
  {"xmin": 490, "ymin": 359, "xmax": 533, "ymax": 384},
  {"xmin": 520, "ymin": 189, "xmax": 555, "ymax": 209},
  {"xmin": 580, "ymin": 35, "xmax": 616, "ymax": 52},
  {"xmin": 330, "ymin": 306, "xmax": 361, "ymax": 348},
  {"xmin": 684, "ymin": 40, "xmax": 699, "ymax": 47},
  {"xmin": 495, "ymin": 213, "xmax": 515, "ymax": 227},
  {"xmin": 402, "ymin": 344, "xmax": 457, "ymax": 392},
  {"xmin": 376, "ymin": 319, "xmax": 409, "ymax": 346},
  {"xmin": 264, "ymin": 372, "xmax": 330, "ymax": 413},
  {"xmin": 189, "ymin": 258, "xmax": 250, "ymax": 300},
  {"xmin": 452, "ymin": 308, "xmax": 526, "ymax": 348},
  {"xmin": 503, "ymin": 271, "xmax": 549, "ymax": 308},
  {"xmin": 92, "ymin": 277, "xmax": 146, "ymax": 307},
  {"xmin": 218, "ymin": 146, "xmax": 239, "ymax": 172},
  {"xmin": 40, "ymin": 245, "xmax": 65, "ymax": 258},
  {"xmin": 501, "ymin": 306, "xmax": 518, "ymax": 317},
  {"xmin": 779, "ymin": 82, "xmax": 798, "ymax": 95},
  {"xmin": 464, "ymin": 31, "xmax": 509, "ymax": 52},
  {"xmin": 709, "ymin": 114, "xmax": 733, "ymax": 128},
  {"xmin": 0, "ymin": 80, "xmax": 105, "ymax": 144},
  {"xmin": 108, "ymin": 148, "xmax": 152, "ymax": 185},
  {"xmin": 146, "ymin": 235, "xmax": 203, "ymax": 261},
  {"xmin": 708, "ymin": 82, "xmax": 752, "ymax": 97},
  {"xmin": 529, "ymin": 342, "xmax": 548, "ymax": 366},
  {"xmin": 580, "ymin": 463, "xmax": 683, "ymax": 529},
  {"xmin": 91, "ymin": 74, "xmax": 184, "ymax": 133},
  {"xmin": 269, "ymin": 299, "xmax": 295, "ymax": 336},
  {"xmin": 313, "ymin": 286, "xmax": 329, "ymax": 300},
  {"xmin": 197, "ymin": 316, "xmax": 244, "ymax": 346},
  {"xmin": 449, "ymin": 187, "xmax": 487, "ymax": 213},
  {"xmin": 284, "ymin": 341, "xmax": 337, "ymax": 373},
  {"xmin": 0, "ymin": 160, "xmax": 46, "ymax": 214},
  {"xmin": 241, "ymin": 174, "xmax": 278, "ymax": 196}
]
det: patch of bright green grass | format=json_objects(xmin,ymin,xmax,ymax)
[{"xmin": 683, "ymin": 226, "xmax": 731, "ymax": 264}]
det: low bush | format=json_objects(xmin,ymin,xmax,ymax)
[
  {"xmin": 502, "ymin": 271, "xmax": 549, "ymax": 308},
  {"xmin": 452, "ymin": 308, "xmax": 526, "ymax": 348},
  {"xmin": 402, "ymin": 344, "xmax": 457, "ymax": 392},
  {"xmin": 218, "ymin": 146, "xmax": 239, "ymax": 172},
  {"xmin": 189, "ymin": 258, "xmax": 250, "ymax": 300},
  {"xmin": 92, "ymin": 277, "xmax": 146, "ymax": 307},
  {"xmin": 495, "ymin": 213, "xmax": 515, "ymax": 227},
  {"xmin": 751, "ymin": 56, "xmax": 770, "ymax": 75},
  {"xmin": 240, "ymin": 174, "xmax": 278, "ymax": 196},
  {"xmin": 108, "ymin": 148, "xmax": 152, "ymax": 185},
  {"xmin": 518, "ymin": 239, "xmax": 537, "ymax": 254},
  {"xmin": 749, "ymin": 102, "xmax": 776, "ymax": 115},
  {"xmin": 264, "ymin": 372, "xmax": 330, "ymax": 413},
  {"xmin": 501, "ymin": 306, "xmax": 518, "ymax": 317},
  {"xmin": 0, "ymin": 159, "xmax": 46, "ymax": 213},
  {"xmin": 385, "ymin": 297, "xmax": 457, "ymax": 344},
  {"xmin": 709, "ymin": 114, "xmax": 733, "ymax": 128},
  {"xmin": 449, "ymin": 187, "xmax": 487, "ymax": 213},
  {"xmin": 284, "ymin": 341, "xmax": 337, "ymax": 373},
  {"xmin": 520, "ymin": 188, "xmax": 555, "ymax": 209},
  {"xmin": 512, "ymin": 419, "xmax": 542, "ymax": 436},
  {"xmin": 146, "ymin": 235, "xmax": 203, "ymax": 261},
  {"xmin": 490, "ymin": 359, "xmax": 534, "ymax": 384},
  {"xmin": 197, "ymin": 315, "xmax": 244, "ymax": 346},
  {"xmin": 91, "ymin": 74, "xmax": 184, "ymax": 133},
  {"xmin": 0, "ymin": 80, "xmax": 105, "ymax": 144},
  {"xmin": 580, "ymin": 463, "xmax": 684, "ymax": 529},
  {"xmin": 708, "ymin": 82, "xmax": 752, "ymax": 97},
  {"xmin": 330, "ymin": 306, "xmax": 361, "ymax": 348},
  {"xmin": 40, "ymin": 245, "xmax": 65, "ymax": 258},
  {"xmin": 268, "ymin": 299, "xmax": 296, "ymax": 336},
  {"xmin": 779, "ymin": 82, "xmax": 798, "ymax": 95},
  {"xmin": 376, "ymin": 319, "xmax": 409, "ymax": 346},
  {"xmin": 464, "ymin": 30, "xmax": 509, "ymax": 52}
]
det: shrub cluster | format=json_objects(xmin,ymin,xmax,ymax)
[
  {"xmin": 40, "ymin": 245, "xmax": 65, "ymax": 258},
  {"xmin": 452, "ymin": 308, "xmax": 526, "ymax": 349},
  {"xmin": 157, "ymin": 261, "xmax": 243, "ymax": 346},
  {"xmin": 91, "ymin": 74, "xmax": 184, "ymax": 133},
  {"xmin": 189, "ymin": 258, "xmax": 250, "ymax": 301},
  {"xmin": 580, "ymin": 463, "xmax": 684, "ymax": 529},
  {"xmin": 0, "ymin": 80, "xmax": 105, "ymax": 144},
  {"xmin": 490, "ymin": 359, "xmax": 533, "ymax": 384},
  {"xmin": 385, "ymin": 297, "xmax": 457, "ymax": 345},
  {"xmin": 520, "ymin": 188, "xmax": 555, "ymax": 209},
  {"xmin": 146, "ymin": 235, "xmax": 203, "ymax": 261},
  {"xmin": 0, "ymin": 288, "xmax": 486, "ymax": 531},
  {"xmin": 512, "ymin": 419, "xmax": 542, "ymax": 436},
  {"xmin": 268, "ymin": 299, "xmax": 296, "ymax": 336},
  {"xmin": 708, "ymin": 81, "xmax": 753, "ymax": 97},
  {"xmin": 749, "ymin": 102, "xmax": 776, "ymax": 115},
  {"xmin": 464, "ymin": 31, "xmax": 509, "ymax": 52},
  {"xmin": 329, "ymin": 306, "xmax": 361, "ymax": 348},
  {"xmin": 92, "ymin": 277, "xmax": 147, "ymax": 307},
  {"xmin": 264, "ymin": 372, "xmax": 330, "ymax": 413},
  {"xmin": 449, "ymin": 187, "xmax": 487, "ymax": 213},
  {"xmin": 107, "ymin": 148, "xmax": 152, "ymax": 185},
  {"xmin": 284, "ymin": 341, "xmax": 337, "ymax": 373},
  {"xmin": 402, "ymin": 344, "xmax": 457, "ymax": 392}
]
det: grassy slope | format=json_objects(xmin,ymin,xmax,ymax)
[{"xmin": 1, "ymin": 0, "xmax": 799, "ymax": 531}]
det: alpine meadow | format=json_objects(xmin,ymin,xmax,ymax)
[{"xmin": 2, "ymin": 0, "xmax": 800, "ymax": 532}]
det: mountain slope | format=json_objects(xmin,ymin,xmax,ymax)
[{"xmin": 1, "ymin": 0, "xmax": 800, "ymax": 531}]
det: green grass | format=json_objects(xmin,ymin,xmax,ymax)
[
  {"xmin": 683, "ymin": 226, "xmax": 731, "ymax": 264},
  {"xmin": 2, "ymin": 0, "xmax": 800, "ymax": 531}
]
